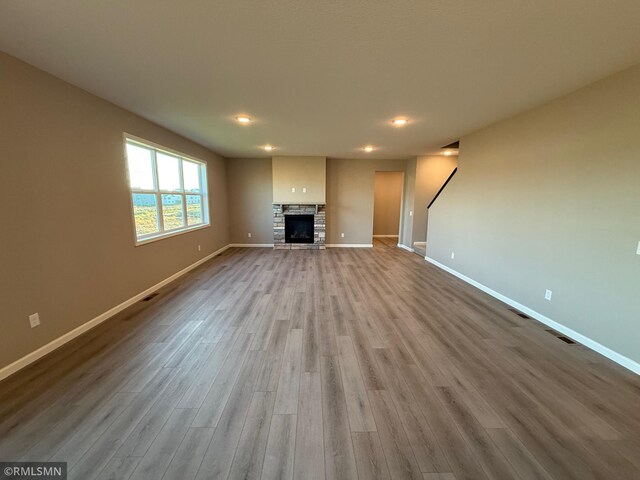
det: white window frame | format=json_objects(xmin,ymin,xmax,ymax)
[{"xmin": 123, "ymin": 133, "xmax": 210, "ymax": 246}]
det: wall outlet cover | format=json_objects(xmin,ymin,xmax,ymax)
[
  {"xmin": 248, "ymin": 233, "xmax": 252, "ymax": 238},
  {"xmin": 451, "ymin": 252, "xmax": 455, "ymax": 259},
  {"xmin": 545, "ymin": 289, "xmax": 553, "ymax": 301},
  {"xmin": 341, "ymin": 233, "xmax": 345, "ymax": 238},
  {"xmin": 291, "ymin": 187, "xmax": 296, "ymax": 193}
]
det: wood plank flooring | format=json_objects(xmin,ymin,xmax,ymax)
[{"xmin": 1, "ymin": 238, "xmax": 639, "ymax": 479}]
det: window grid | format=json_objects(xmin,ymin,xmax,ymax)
[{"xmin": 125, "ymin": 136, "xmax": 209, "ymax": 244}]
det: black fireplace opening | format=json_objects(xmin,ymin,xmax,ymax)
[{"xmin": 285, "ymin": 214, "xmax": 314, "ymax": 243}]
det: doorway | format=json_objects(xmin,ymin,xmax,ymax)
[{"xmin": 373, "ymin": 171, "xmax": 404, "ymax": 245}]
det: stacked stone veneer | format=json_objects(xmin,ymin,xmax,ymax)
[{"xmin": 273, "ymin": 204, "xmax": 326, "ymax": 250}]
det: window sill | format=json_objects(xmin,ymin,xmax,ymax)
[{"xmin": 135, "ymin": 223, "xmax": 210, "ymax": 246}]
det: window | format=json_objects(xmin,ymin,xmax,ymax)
[{"xmin": 124, "ymin": 135, "xmax": 209, "ymax": 244}]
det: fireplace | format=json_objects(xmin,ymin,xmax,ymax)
[
  {"xmin": 273, "ymin": 204, "xmax": 326, "ymax": 249},
  {"xmin": 285, "ymin": 215, "xmax": 314, "ymax": 243}
]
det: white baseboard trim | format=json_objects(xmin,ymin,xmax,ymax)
[
  {"xmin": 373, "ymin": 235, "xmax": 399, "ymax": 238},
  {"xmin": 0, "ymin": 244, "xmax": 232, "ymax": 382},
  {"xmin": 229, "ymin": 243, "xmax": 274, "ymax": 247},
  {"xmin": 425, "ymin": 256, "xmax": 640, "ymax": 375},
  {"xmin": 397, "ymin": 244, "xmax": 415, "ymax": 253},
  {"xmin": 326, "ymin": 244, "xmax": 373, "ymax": 248}
]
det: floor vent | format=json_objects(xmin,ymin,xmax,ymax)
[
  {"xmin": 558, "ymin": 336, "xmax": 576, "ymax": 344},
  {"xmin": 142, "ymin": 293, "xmax": 159, "ymax": 302},
  {"xmin": 545, "ymin": 329, "xmax": 576, "ymax": 345},
  {"xmin": 509, "ymin": 308, "xmax": 530, "ymax": 319}
]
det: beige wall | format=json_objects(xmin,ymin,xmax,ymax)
[
  {"xmin": 428, "ymin": 63, "xmax": 640, "ymax": 365},
  {"xmin": 373, "ymin": 172, "xmax": 404, "ymax": 236},
  {"xmin": 272, "ymin": 156, "xmax": 326, "ymax": 204},
  {"xmin": 227, "ymin": 158, "xmax": 274, "ymax": 244},
  {"xmin": 412, "ymin": 155, "xmax": 458, "ymax": 245},
  {"xmin": 0, "ymin": 53, "xmax": 229, "ymax": 370},
  {"xmin": 326, "ymin": 158, "xmax": 408, "ymax": 245}
]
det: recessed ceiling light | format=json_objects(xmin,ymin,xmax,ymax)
[
  {"xmin": 362, "ymin": 145, "xmax": 375, "ymax": 153},
  {"xmin": 262, "ymin": 144, "xmax": 275, "ymax": 151},
  {"xmin": 235, "ymin": 115, "xmax": 252, "ymax": 124},
  {"xmin": 391, "ymin": 117, "xmax": 409, "ymax": 127}
]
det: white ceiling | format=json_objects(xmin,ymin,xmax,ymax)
[{"xmin": 1, "ymin": 1, "xmax": 640, "ymax": 159}]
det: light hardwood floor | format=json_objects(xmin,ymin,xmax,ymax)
[{"xmin": 1, "ymin": 238, "xmax": 639, "ymax": 480}]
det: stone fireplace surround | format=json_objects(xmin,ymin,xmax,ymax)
[{"xmin": 273, "ymin": 204, "xmax": 326, "ymax": 250}]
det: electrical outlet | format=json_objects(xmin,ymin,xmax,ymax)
[
  {"xmin": 341, "ymin": 233, "xmax": 345, "ymax": 238},
  {"xmin": 29, "ymin": 313, "xmax": 40, "ymax": 328},
  {"xmin": 545, "ymin": 289, "xmax": 553, "ymax": 301},
  {"xmin": 198, "ymin": 245, "xmax": 201, "ymax": 251},
  {"xmin": 302, "ymin": 187, "xmax": 307, "ymax": 193},
  {"xmin": 409, "ymin": 210, "xmax": 413, "ymax": 217},
  {"xmin": 451, "ymin": 252, "xmax": 455, "ymax": 259},
  {"xmin": 291, "ymin": 187, "xmax": 296, "ymax": 193},
  {"xmin": 248, "ymin": 233, "xmax": 252, "ymax": 238},
  {"xmin": 636, "ymin": 241, "xmax": 640, "ymax": 255}
]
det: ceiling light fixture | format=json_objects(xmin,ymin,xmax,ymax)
[
  {"xmin": 262, "ymin": 144, "xmax": 275, "ymax": 152},
  {"xmin": 362, "ymin": 145, "xmax": 375, "ymax": 153},
  {"xmin": 443, "ymin": 149, "xmax": 455, "ymax": 156},
  {"xmin": 235, "ymin": 115, "xmax": 252, "ymax": 124},
  {"xmin": 391, "ymin": 117, "xmax": 409, "ymax": 127}
]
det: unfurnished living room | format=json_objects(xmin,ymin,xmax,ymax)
[{"xmin": 1, "ymin": 2, "xmax": 640, "ymax": 480}]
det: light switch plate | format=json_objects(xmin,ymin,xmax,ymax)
[{"xmin": 636, "ymin": 241, "xmax": 640, "ymax": 255}]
